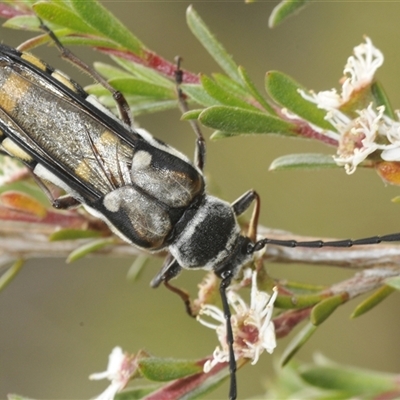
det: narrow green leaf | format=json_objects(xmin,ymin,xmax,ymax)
[
  {"xmin": 49, "ymin": 229, "xmax": 102, "ymax": 241},
  {"xmin": 88, "ymin": 92, "xmax": 178, "ymax": 116},
  {"xmin": 269, "ymin": 0, "xmax": 311, "ymax": 28},
  {"xmin": 93, "ymin": 62, "xmax": 132, "ymax": 80},
  {"xmin": 45, "ymin": 34, "xmax": 118, "ymax": 50},
  {"xmin": 371, "ymin": 81, "xmax": 396, "ymax": 119},
  {"xmin": 280, "ymin": 322, "xmax": 317, "ymax": 366},
  {"xmin": 109, "ymin": 77, "xmax": 175, "ymax": 99},
  {"xmin": 186, "ymin": 6, "xmax": 242, "ymax": 82},
  {"xmin": 33, "ymin": 2, "xmax": 96, "ymax": 34},
  {"xmin": 3, "ymin": 15, "xmax": 41, "ymax": 31},
  {"xmin": 238, "ymin": 66, "xmax": 275, "ymax": 113},
  {"xmin": 201, "ymin": 75, "xmax": 258, "ymax": 111},
  {"xmin": 139, "ymin": 357, "xmax": 202, "ymax": 382},
  {"xmin": 66, "ymin": 238, "xmax": 115, "ymax": 263},
  {"xmin": 269, "ymin": 153, "xmax": 338, "ymax": 171},
  {"xmin": 126, "ymin": 255, "xmax": 149, "ymax": 283},
  {"xmin": 181, "ymin": 83, "xmax": 217, "ymax": 107},
  {"xmin": 265, "ymin": 71, "xmax": 334, "ymax": 130},
  {"xmin": 275, "ymin": 293, "xmax": 323, "ymax": 310},
  {"xmin": 300, "ymin": 364, "xmax": 398, "ymax": 394},
  {"xmin": 71, "ymin": 0, "xmax": 143, "ymax": 53},
  {"xmin": 384, "ymin": 276, "xmax": 400, "ymax": 291},
  {"xmin": 212, "ymin": 73, "xmax": 249, "ymax": 98},
  {"xmin": 351, "ymin": 285, "xmax": 394, "ymax": 318},
  {"xmin": 200, "ymin": 106, "xmax": 296, "ymax": 137},
  {"xmin": 0, "ymin": 259, "xmax": 24, "ymax": 292},
  {"xmin": 6, "ymin": 395, "xmax": 36, "ymax": 400},
  {"xmin": 311, "ymin": 294, "xmax": 345, "ymax": 325},
  {"xmin": 181, "ymin": 109, "xmax": 202, "ymax": 120}
]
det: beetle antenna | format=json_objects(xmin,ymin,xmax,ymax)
[
  {"xmin": 219, "ymin": 270, "xmax": 237, "ymax": 400},
  {"xmin": 249, "ymin": 232, "xmax": 400, "ymax": 253}
]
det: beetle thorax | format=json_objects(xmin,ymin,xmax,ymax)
[{"xmin": 169, "ymin": 195, "xmax": 249, "ymax": 273}]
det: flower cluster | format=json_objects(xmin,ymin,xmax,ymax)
[
  {"xmin": 197, "ymin": 269, "xmax": 277, "ymax": 372},
  {"xmin": 300, "ymin": 37, "xmax": 400, "ymax": 176}
]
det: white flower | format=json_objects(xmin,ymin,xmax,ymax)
[
  {"xmin": 329, "ymin": 104, "xmax": 400, "ymax": 173},
  {"xmin": 197, "ymin": 270, "xmax": 277, "ymax": 373},
  {"xmin": 90, "ymin": 347, "xmax": 136, "ymax": 400},
  {"xmin": 300, "ymin": 37, "xmax": 383, "ymax": 111}
]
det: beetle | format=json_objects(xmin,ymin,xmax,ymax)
[{"xmin": 1, "ymin": 27, "xmax": 400, "ymax": 400}]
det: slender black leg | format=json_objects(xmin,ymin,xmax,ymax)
[
  {"xmin": 32, "ymin": 174, "xmax": 80, "ymax": 209},
  {"xmin": 219, "ymin": 271, "xmax": 237, "ymax": 400},
  {"xmin": 150, "ymin": 256, "xmax": 195, "ymax": 317},
  {"xmin": 37, "ymin": 21, "xmax": 134, "ymax": 127},
  {"xmin": 174, "ymin": 57, "xmax": 206, "ymax": 171}
]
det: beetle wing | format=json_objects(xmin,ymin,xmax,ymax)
[{"xmin": 0, "ymin": 45, "xmax": 138, "ymax": 202}]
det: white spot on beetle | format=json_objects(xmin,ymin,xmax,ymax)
[{"xmin": 132, "ymin": 150, "xmax": 152, "ymax": 169}]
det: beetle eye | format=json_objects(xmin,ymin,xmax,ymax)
[{"xmin": 241, "ymin": 238, "xmax": 254, "ymax": 254}]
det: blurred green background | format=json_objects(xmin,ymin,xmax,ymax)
[{"xmin": 2, "ymin": 1, "xmax": 400, "ymax": 399}]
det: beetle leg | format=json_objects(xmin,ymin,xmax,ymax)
[
  {"xmin": 32, "ymin": 174, "xmax": 81, "ymax": 209},
  {"xmin": 219, "ymin": 269, "xmax": 237, "ymax": 400},
  {"xmin": 151, "ymin": 255, "xmax": 195, "ymax": 317},
  {"xmin": 36, "ymin": 21, "xmax": 134, "ymax": 128},
  {"xmin": 231, "ymin": 190, "xmax": 260, "ymax": 242},
  {"xmin": 174, "ymin": 57, "xmax": 206, "ymax": 171}
]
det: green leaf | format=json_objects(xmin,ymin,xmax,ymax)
[
  {"xmin": 126, "ymin": 255, "xmax": 149, "ymax": 283},
  {"xmin": 311, "ymin": 294, "xmax": 345, "ymax": 325},
  {"xmin": 71, "ymin": 0, "xmax": 143, "ymax": 53},
  {"xmin": 0, "ymin": 259, "xmax": 24, "ymax": 292},
  {"xmin": 384, "ymin": 276, "xmax": 400, "ymax": 291},
  {"xmin": 33, "ymin": 2, "xmax": 96, "ymax": 35},
  {"xmin": 127, "ymin": 99, "xmax": 179, "ymax": 115},
  {"xmin": 269, "ymin": 0, "xmax": 311, "ymax": 28},
  {"xmin": 238, "ymin": 66, "xmax": 275, "ymax": 113},
  {"xmin": 199, "ymin": 106, "xmax": 296, "ymax": 137},
  {"xmin": 49, "ymin": 229, "xmax": 102, "ymax": 241},
  {"xmin": 93, "ymin": 62, "xmax": 132, "ymax": 80},
  {"xmin": 3, "ymin": 15, "xmax": 41, "ymax": 31},
  {"xmin": 351, "ymin": 285, "xmax": 394, "ymax": 318},
  {"xmin": 181, "ymin": 109, "xmax": 202, "ymax": 120},
  {"xmin": 275, "ymin": 292, "xmax": 323, "ymax": 310},
  {"xmin": 181, "ymin": 83, "xmax": 217, "ymax": 107},
  {"xmin": 109, "ymin": 77, "xmax": 175, "ymax": 99},
  {"xmin": 66, "ymin": 238, "xmax": 115, "ymax": 263},
  {"xmin": 280, "ymin": 322, "xmax": 317, "ymax": 366},
  {"xmin": 212, "ymin": 73, "xmax": 250, "ymax": 98},
  {"xmin": 139, "ymin": 357, "xmax": 202, "ymax": 382},
  {"xmin": 371, "ymin": 81, "xmax": 396, "ymax": 119},
  {"xmin": 269, "ymin": 153, "xmax": 338, "ymax": 171},
  {"xmin": 265, "ymin": 71, "xmax": 334, "ymax": 131},
  {"xmin": 300, "ymin": 364, "xmax": 398, "ymax": 395},
  {"xmin": 47, "ymin": 34, "xmax": 119, "ymax": 50},
  {"xmin": 201, "ymin": 75, "xmax": 258, "ymax": 111},
  {"xmin": 7, "ymin": 395, "xmax": 36, "ymax": 400},
  {"xmin": 186, "ymin": 6, "xmax": 242, "ymax": 83}
]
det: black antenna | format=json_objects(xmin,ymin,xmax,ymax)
[{"xmin": 250, "ymin": 232, "xmax": 400, "ymax": 253}]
